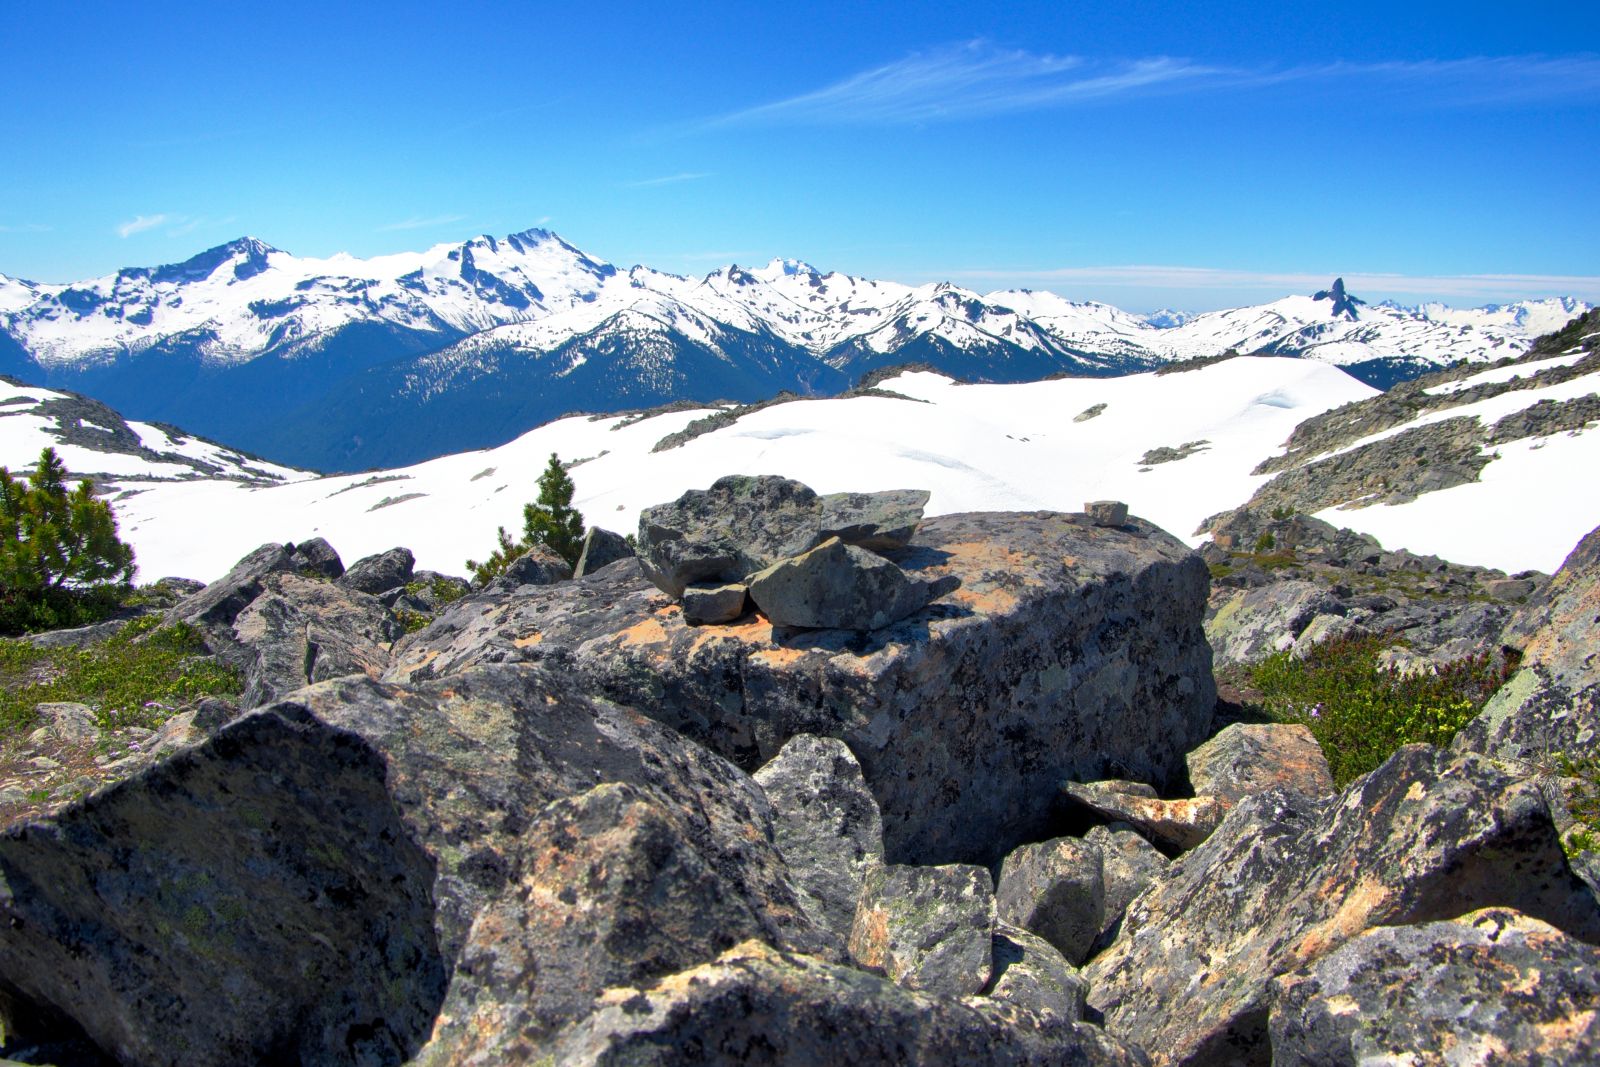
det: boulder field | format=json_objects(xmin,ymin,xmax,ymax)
[{"xmin": 0, "ymin": 476, "xmax": 1596, "ymax": 1066}]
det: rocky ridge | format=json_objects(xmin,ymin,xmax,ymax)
[{"xmin": 0, "ymin": 477, "xmax": 1596, "ymax": 1065}]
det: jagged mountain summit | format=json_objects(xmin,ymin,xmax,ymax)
[{"xmin": 0, "ymin": 229, "xmax": 1584, "ymax": 471}]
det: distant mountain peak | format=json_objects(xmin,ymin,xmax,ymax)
[
  {"xmin": 752, "ymin": 257, "xmax": 819, "ymax": 281},
  {"xmin": 1312, "ymin": 277, "xmax": 1366, "ymax": 321}
]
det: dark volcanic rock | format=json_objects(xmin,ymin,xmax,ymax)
[
  {"xmin": 0, "ymin": 707, "xmax": 446, "ymax": 1067},
  {"xmin": 753, "ymin": 734, "xmax": 885, "ymax": 942},
  {"xmin": 386, "ymin": 511, "xmax": 1217, "ymax": 865},
  {"xmin": 995, "ymin": 836, "xmax": 1105, "ymax": 965},
  {"xmin": 232, "ymin": 572, "xmax": 400, "ymax": 707},
  {"xmin": 849, "ymin": 863, "xmax": 996, "ymax": 997},
  {"xmin": 1085, "ymin": 746, "xmax": 1600, "ymax": 1066},
  {"xmin": 1456, "ymin": 521, "xmax": 1600, "ymax": 764},
  {"xmin": 635, "ymin": 476, "xmax": 930, "ymax": 598},
  {"xmin": 486, "ymin": 544, "xmax": 572, "ymax": 591},
  {"xmin": 746, "ymin": 536, "xmax": 959, "ymax": 631},
  {"xmin": 1185, "ymin": 723, "xmax": 1335, "ymax": 806},
  {"xmin": 547, "ymin": 940, "xmax": 1149, "ymax": 1066},
  {"xmin": 164, "ymin": 542, "xmax": 295, "ymax": 634},
  {"xmin": 339, "ymin": 547, "xmax": 416, "ymax": 595},
  {"xmin": 572, "ymin": 526, "xmax": 633, "ymax": 579},
  {"xmin": 1269, "ymin": 907, "xmax": 1600, "ymax": 1066},
  {"xmin": 288, "ymin": 536, "xmax": 344, "ymax": 579}
]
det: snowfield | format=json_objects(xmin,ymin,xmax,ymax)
[{"xmin": 4, "ymin": 355, "xmax": 1592, "ymax": 582}]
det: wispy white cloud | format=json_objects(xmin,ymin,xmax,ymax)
[
  {"xmin": 619, "ymin": 172, "xmax": 712, "ymax": 189},
  {"xmin": 376, "ymin": 213, "xmax": 468, "ymax": 233},
  {"xmin": 116, "ymin": 213, "xmax": 170, "ymax": 238},
  {"xmin": 945, "ymin": 264, "xmax": 1600, "ymax": 303},
  {"xmin": 705, "ymin": 42, "xmax": 1600, "ymax": 127}
]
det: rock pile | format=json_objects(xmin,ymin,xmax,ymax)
[
  {"xmin": 2, "ymin": 486, "xmax": 1598, "ymax": 1065},
  {"xmin": 636, "ymin": 475, "xmax": 949, "ymax": 628}
]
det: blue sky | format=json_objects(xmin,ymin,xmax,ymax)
[{"xmin": 2, "ymin": 0, "xmax": 1596, "ymax": 310}]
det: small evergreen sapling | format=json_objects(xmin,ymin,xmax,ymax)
[
  {"xmin": 0, "ymin": 447, "xmax": 136, "ymax": 633},
  {"xmin": 466, "ymin": 453, "xmax": 588, "ymax": 582}
]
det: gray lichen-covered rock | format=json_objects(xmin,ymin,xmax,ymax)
[
  {"xmin": 996, "ymin": 837, "xmax": 1105, "ymax": 965},
  {"xmin": 572, "ymin": 526, "xmax": 634, "ymax": 579},
  {"xmin": 0, "ymin": 706, "xmax": 447, "ymax": 1066},
  {"xmin": 338, "ymin": 546, "xmax": 415, "ymax": 595},
  {"xmin": 849, "ymin": 863, "xmax": 996, "ymax": 996},
  {"xmin": 415, "ymin": 782, "xmax": 800, "ymax": 1064},
  {"xmin": 1456, "ymin": 521, "xmax": 1600, "ymax": 765},
  {"xmin": 1205, "ymin": 580, "xmax": 1346, "ymax": 668},
  {"xmin": 680, "ymin": 581, "xmax": 749, "ymax": 625},
  {"xmin": 486, "ymin": 544, "xmax": 572, "ymax": 591},
  {"xmin": 1083, "ymin": 823, "xmax": 1169, "ymax": 953},
  {"xmin": 635, "ymin": 476, "xmax": 930, "ymax": 598},
  {"xmin": 754, "ymin": 734, "xmax": 885, "ymax": 942},
  {"xmin": 231, "ymin": 572, "xmax": 401, "ymax": 707},
  {"xmin": 268, "ymin": 666, "xmax": 834, "ymax": 971},
  {"xmin": 548, "ymin": 940, "xmax": 1150, "ymax": 1067},
  {"xmin": 747, "ymin": 537, "xmax": 959, "ymax": 631},
  {"xmin": 1269, "ymin": 907, "xmax": 1600, "ymax": 1066},
  {"xmin": 1086, "ymin": 746, "xmax": 1600, "ymax": 1066},
  {"xmin": 982, "ymin": 922, "xmax": 1091, "ymax": 1022},
  {"xmin": 1185, "ymin": 722, "xmax": 1335, "ymax": 805},
  {"xmin": 1061, "ymin": 781, "xmax": 1226, "ymax": 853},
  {"xmin": 386, "ymin": 511, "xmax": 1216, "ymax": 866},
  {"xmin": 164, "ymin": 542, "xmax": 295, "ymax": 634},
  {"xmin": 35, "ymin": 702, "xmax": 99, "ymax": 745}
]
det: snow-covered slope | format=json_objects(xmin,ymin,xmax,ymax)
[
  {"xmin": 1, "ymin": 232, "xmax": 1587, "ymax": 472},
  {"xmin": 8, "ymin": 352, "xmax": 1589, "ymax": 583},
  {"xmin": 0, "ymin": 377, "xmax": 310, "ymax": 484}
]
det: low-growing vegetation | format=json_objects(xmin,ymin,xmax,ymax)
[
  {"xmin": 1557, "ymin": 750, "xmax": 1600, "ymax": 858},
  {"xmin": 1246, "ymin": 631, "xmax": 1518, "ymax": 786},
  {"xmin": 0, "ymin": 615, "xmax": 240, "ymax": 737}
]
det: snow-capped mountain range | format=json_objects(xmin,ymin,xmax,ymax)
[{"xmin": 0, "ymin": 228, "xmax": 1586, "ymax": 471}]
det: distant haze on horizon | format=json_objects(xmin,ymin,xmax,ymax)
[{"xmin": 2, "ymin": 1, "xmax": 1595, "ymax": 313}]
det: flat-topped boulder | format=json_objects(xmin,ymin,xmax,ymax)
[{"xmin": 387, "ymin": 510, "xmax": 1216, "ymax": 865}]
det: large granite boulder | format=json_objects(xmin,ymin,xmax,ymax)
[
  {"xmin": 747, "ymin": 537, "xmax": 959, "ymax": 631},
  {"xmin": 232, "ymin": 572, "xmax": 401, "ymax": 707},
  {"xmin": 1456, "ymin": 521, "xmax": 1600, "ymax": 764},
  {"xmin": 1268, "ymin": 907, "xmax": 1600, "ymax": 1065},
  {"xmin": 0, "ymin": 707, "xmax": 446, "ymax": 1066},
  {"xmin": 385, "ymin": 511, "xmax": 1216, "ymax": 866},
  {"xmin": 636, "ymin": 476, "xmax": 930, "ymax": 598},
  {"xmin": 1085, "ymin": 746, "xmax": 1600, "ymax": 1066},
  {"xmin": 288, "ymin": 536, "xmax": 344, "ymax": 580},
  {"xmin": 0, "ymin": 665, "xmax": 836, "ymax": 1066},
  {"xmin": 547, "ymin": 940, "xmax": 1149, "ymax": 1066},
  {"xmin": 753, "ymin": 734, "xmax": 885, "ymax": 942},
  {"xmin": 416, "ymin": 781, "xmax": 804, "ymax": 1063},
  {"xmin": 849, "ymin": 863, "xmax": 996, "ymax": 997}
]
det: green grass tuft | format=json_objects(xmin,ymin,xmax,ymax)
[
  {"xmin": 1248, "ymin": 631, "xmax": 1516, "ymax": 787},
  {"xmin": 0, "ymin": 615, "xmax": 241, "ymax": 737}
]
